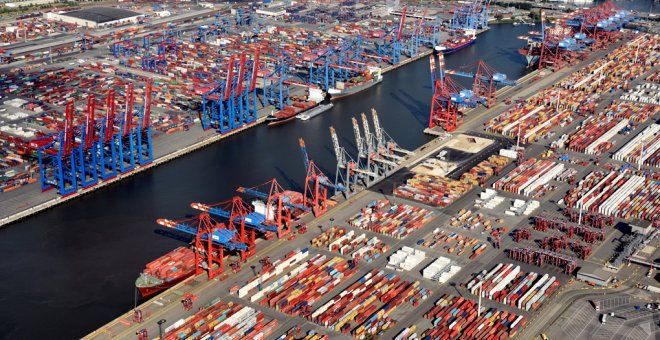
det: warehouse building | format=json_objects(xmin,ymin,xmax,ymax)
[
  {"xmin": 577, "ymin": 262, "xmax": 612, "ymax": 286},
  {"xmin": 46, "ymin": 7, "xmax": 143, "ymax": 28}
]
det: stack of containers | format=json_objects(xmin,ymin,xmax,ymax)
[
  {"xmin": 395, "ymin": 325, "xmax": 418, "ymax": 340},
  {"xmin": 311, "ymin": 226, "xmax": 347, "ymax": 248},
  {"xmin": 614, "ymin": 124, "xmax": 660, "ymax": 166},
  {"xmin": 422, "ymin": 257, "xmax": 462, "ymax": 283},
  {"xmin": 565, "ymin": 170, "xmax": 660, "ymax": 221},
  {"xmin": 394, "ymin": 174, "xmax": 473, "ymax": 207},
  {"xmin": 466, "ymin": 264, "xmax": 560, "ymax": 311},
  {"xmin": 422, "ymin": 294, "xmax": 526, "ymax": 339},
  {"xmin": 237, "ymin": 248, "xmax": 309, "ymax": 298},
  {"xmin": 310, "ymin": 269, "xmax": 429, "ymax": 337},
  {"xmin": 449, "ymin": 209, "xmax": 494, "ymax": 232},
  {"xmin": 420, "ymin": 228, "xmax": 481, "ymax": 252},
  {"xmin": 251, "ymin": 254, "xmax": 357, "ymax": 315},
  {"xmin": 460, "ymin": 155, "xmax": 510, "ymax": 186},
  {"xmin": 320, "ymin": 229, "xmax": 390, "ymax": 262},
  {"xmin": 277, "ymin": 328, "xmax": 327, "ymax": 340},
  {"xmin": 348, "ymin": 199, "xmax": 435, "ymax": 239},
  {"xmin": 493, "ymin": 158, "xmax": 564, "ymax": 197},
  {"xmin": 388, "ymin": 246, "xmax": 426, "ymax": 271},
  {"xmin": 164, "ymin": 299, "xmax": 278, "ymax": 340}
]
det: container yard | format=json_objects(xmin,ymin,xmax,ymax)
[
  {"xmin": 465, "ymin": 263, "xmax": 560, "ymax": 311},
  {"xmin": 493, "ymin": 158, "xmax": 564, "ymax": 198},
  {"xmin": 347, "ymin": 199, "xmax": 435, "ymax": 239},
  {"xmin": 417, "ymin": 227, "xmax": 489, "ymax": 260},
  {"xmin": 0, "ymin": 1, "xmax": 656, "ymax": 339},
  {"xmin": 419, "ymin": 295, "xmax": 527, "ymax": 339}
]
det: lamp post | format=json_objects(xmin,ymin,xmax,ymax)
[
  {"xmin": 157, "ymin": 319, "xmax": 166, "ymax": 340},
  {"xmin": 329, "ymin": 218, "xmax": 335, "ymax": 229}
]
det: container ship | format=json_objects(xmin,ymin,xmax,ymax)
[
  {"xmin": 435, "ymin": 34, "xmax": 477, "ymax": 54},
  {"xmin": 518, "ymin": 32, "xmax": 543, "ymax": 67},
  {"xmin": 268, "ymin": 88, "xmax": 327, "ymax": 125},
  {"xmin": 297, "ymin": 102, "xmax": 334, "ymax": 120},
  {"xmin": 135, "ymin": 247, "xmax": 196, "ymax": 298},
  {"xmin": 329, "ymin": 68, "xmax": 383, "ymax": 101},
  {"xmin": 267, "ymin": 101, "xmax": 317, "ymax": 126}
]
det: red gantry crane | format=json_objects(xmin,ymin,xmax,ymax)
[{"xmin": 157, "ymin": 213, "xmax": 247, "ymax": 280}]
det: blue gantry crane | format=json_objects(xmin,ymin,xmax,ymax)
[
  {"xmin": 374, "ymin": 6, "xmax": 407, "ymax": 64},
  {"xmin": 445, "ymin": 60, "xmax": 517, "ymax": 108},
  {"xmin": 450, "ymin": 0, "xmax": 490, "ymax": 32},
  {"xmin": 199, "ymin": 50, "xmax": 260, "ymax": 132},
  {"xmin": 37, "ymin": 101, "xmax": 77, "ymax": 195}
]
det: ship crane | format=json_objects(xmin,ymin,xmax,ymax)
[
  {"xmin": 330, "ymin": 126, "xmax": 361, "ymax": 197},
  {"xmin": 299, "ymin": 138, "xmax": 346, "ymax": 216},
  {"xmin": 445, "ymin": 60, "xmax": 517, "ymax": 108},
  {"xmin": 157, "ymin": 213, "xmax": 247, "ymax": 280},
  {"xmin": 237, "ymin": 179, "xmax": 309, "ymax": 238}
]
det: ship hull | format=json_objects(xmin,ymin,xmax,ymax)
[
  {"xmin": 297, "ymin": 103, "xmax": 334, "ymax": 120},
  {"xmin": 435, "ymin": 38, "xmax": 476, "ymax": 54},
  {"xmin": 330, "ymin": 78, "xmax": 382, "ymax": 101},
  {"xmin": 137, "ymin": 272, "xmax": 193, "ymax": 298}
]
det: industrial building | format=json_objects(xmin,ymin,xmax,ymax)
[{"xmin": 46, "ymin": 7, "xmax": 142, "ymax": 28}]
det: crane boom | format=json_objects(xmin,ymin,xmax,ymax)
[
  {"xmin": 361, "ymin": 112, "xmax": 373, "ymax": 152},
  {"xmin": 156, "ymin": 218, "xmax": 247, "ymax": 251},
  {"xmin": 223, "ymin": 55, "xmax": 236, "ymax": 101},
  {"xmin": 396, "ymin": 6, "xmax": 408, "ymax": 41},
  {"xmin": 249, "ymin": 49, "xmax": 260, "ymax": 92},
  {"xmin": 63, "ymin": 101, "xmax": 74, "ymax": 156},
  {"xmin": 352, "ymin": 117, "xmax": 365, "ymax": 158},
  {"xmin": 104, "ymin": 90, "xmax": 115, "ymax": 142},
  {"xmin": 84, "ymin": 95, "xmax": 95, "ymax": 148},
  {"xmin": 142, "ymin": 78, "xmax": 153, "ymax": 130},
  {"xmin": 237, "ymin": 187, "xmax": 310, "ymax": 212},
  {"xmin": 236, "ymin": 51, "xmax": 247, "ymax": 93},
  {"xmin": 330, "ymin": 126, "xmax": 345, "ymax": 166},
  {"xmin": 122, "ymin": 83, "xmax": 134, "ymax": 136}
]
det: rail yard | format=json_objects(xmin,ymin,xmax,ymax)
[{"xmin": 0, "ymin": 0, "xmax": 657, "ymax": 339}]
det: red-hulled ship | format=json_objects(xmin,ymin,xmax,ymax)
[{"xmin": 135, "ymin": 247, "xmax": 196, "ymax": 298}]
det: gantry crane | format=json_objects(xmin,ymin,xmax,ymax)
[
  {"xmin": 237, "ymin": 179, "xmax": 309, "ymax": 238},
  {"xmin": 445, "ymin": 60, "xmax": 517, "ymax": 108},
  {"xmin": 192, "ymin": 196, "xmax": 272, "ymax": 257},
  {"xmin": 117, "ymin": 82, "xmax": 136, "ymax": 173},
  {"xmin": 298, "ymin": 138, "xmax": 345, "ymax": 216},
  {"xmin": 38, "ymin": 101, "xmax": 77, "ymax": 195},
  {"xmin": 374, "ymin": 6, "xmax": 407, "ymax": 64},
  {"xmin": 98, "ymin": 89, "xmax": 118, "ymax": 180},
  {"xmin": 157, "ymin": 212, "xmax": 247, "ymax": 280},
  {"xmin": 428, "ymin": 53, "xmax": 464, "ymax": 132},
  {"xmin": 330, "ymin": 126, "xmax": 360, "ymax": 197},
  {"xmin": 77, "ymin": 95, "xmax": 99, "ymax": 188}
]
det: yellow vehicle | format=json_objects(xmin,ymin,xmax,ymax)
[{"xmin": 540, "ymin": 334, "xmax": 549, "ymax": 340}]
